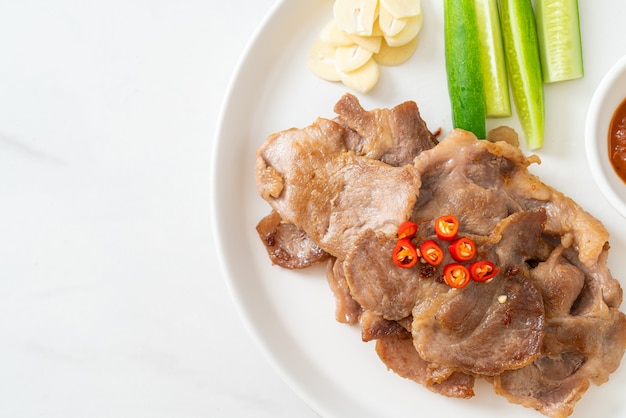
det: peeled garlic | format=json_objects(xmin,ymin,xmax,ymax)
[
  {"xmin": 346, "ymin": 32, "xmax": 382, "ymax": 53},
  {"xmin": 384, "ymin": 12, "xmax": 422, "ymax": 47},
  {"xmin": 339, "ymin": 58, "xmax": 380, "ymax": 93},
  {"xmin": 308, "ymin": 40, "xmax": 341, "ymax": 81},
  {"xmin": 308, "ymin": 0, "xmax": 424, "ymax": 93},
  {"xmin": 335, "ymin": 44, "xmax": 374, "ymax": 72},
  {"xmin": 333, "ymin": 0, "xmax": 380, "ymax": 36},
  {"xmin": 374, "ymin": 35, "xmax": 418, "ymax": 66},
  {"xmin": 380, "ymin": 0, "xmax": 421, "ymax": 19},
  {"xmin": 378, "ymin": 6, "xmax": 408, "ymax": 37},
  {"xmin": 319, "ymin": 20, "xmax": 354, "ymax": 46}
]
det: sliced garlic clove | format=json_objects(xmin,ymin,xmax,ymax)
[
  {"xmin": 319, "ymin": 20, "xmax": 353, "ymax": 46},
  {"xmin": 380, "ymin": 0, "xmax": 421, "ymax": 19},
  {"xmin": 333, "ymin": 0, "xmax": 380, "ymax": 36},
  {"xmin": 384, "ymin": 12, "xmax": 422, "ymax": 47},
  {"xmin": 335, "ymin": 43, "xmax": 374, "ymax": 72},
  {"xmin": 339, "ymin": 58, "xmax": 380, "ymax": 93},
  {"xmin": 308, "ymin": 40, "xmax": 341, "ymax": 81},
  {"xmin": 370, "ymin": 19, "xmax": 384, "ymax": 37},
  {"xmin": 378, "ymin": 6, "xmax": 407, "ymax": 37},
  {"xmin": 374, "ymin": 35, "xmax": 418, "ymax": 66},
  {"xmin": 347, "ymin": 33, "xmax": 382, "ymax": 53}
]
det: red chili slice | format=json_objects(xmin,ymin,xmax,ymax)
[
  {"xmin": 449, "ymin": 237, "xmax": 476, "ymax": 262},
  {"xmin": 469, "ymin": 261, "xmax": 500, "ymax": 282},
  {"xmin": 434, "ymin": 214, "xmax": 459, "ymax": 240},
  {"xmin": 419, "ymin": 240, "xmax": 444, "ymax": 266},
  {"xmin": 397, "ymin": 221, "xmax": 418, "ymax": 240},
  {"xmin": 392, "ymin": 238, "xmax": 418, "ymax": 268},
  {"xmin": 443, "ymin": 263, "xmax": 471, "ymax": 289}
]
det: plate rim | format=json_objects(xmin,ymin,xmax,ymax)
[{"xmin": 210, "ymin": 1, "xmax": 626, "ymax": 417}]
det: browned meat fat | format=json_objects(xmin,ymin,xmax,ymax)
[
  {"xmin": 254, "ymin": 95, "xmax": 626, "ymax": 418},
  {"xmin": 255, "ymin": 211, "xmax": 329, "ymax": 269}
]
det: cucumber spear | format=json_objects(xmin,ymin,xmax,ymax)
[{"xmin": 499, "ymin": 0, "xmax": 545, "ymax": 150}]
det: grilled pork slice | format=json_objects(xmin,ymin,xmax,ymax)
[
  {"xmin": 255, "ymin": 211, "xmax": 330, "ymax": 269},
  {"xmin": 376, "ymin": 331, "xmax": 475, "ymax": 399},
  {"xmin": 358, "ymin": 310, "xmax": 410, "ymax": 342},
  {"xmin": 411, "ymin": 129, "xmax": 609, "ymax": 267},
  {"xmin": 255, "ymin": 94, "xmax": 438, "ymax": 268},
  {"xmin": 326, "ymin": 259, "xmax": 362, "ymax": 325},
  {"xmin": 254, "ymin": 96, "xmax": 626, "ymax": 418},
  {"xmin": 493, "ymin": 244, "xmax": 626, "ymax": 418},
  {"xmin": 333, "ymin": 93, "xmax": 438, "ymax": 166},
  {"xmin": 255, "ymin": 116, "xmax": 421, "ymax": 261}
]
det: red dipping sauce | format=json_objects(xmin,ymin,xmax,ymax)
[{"xmin": 608, "ymin": 97, "xmax": 626, "ymax": 184}]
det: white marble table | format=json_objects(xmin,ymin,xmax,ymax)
[{"xmin": 0, "ymin": 1, "xmax": 318, "ymax": 416}]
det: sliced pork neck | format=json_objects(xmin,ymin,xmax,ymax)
[{"xmin": 254, "ymin": 95, "xmax": 626, "ymax": 418}]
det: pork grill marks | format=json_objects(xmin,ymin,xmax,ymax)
[{"xmin": 254, "ymin": 95, "xmax": 626, "ymax": 418}]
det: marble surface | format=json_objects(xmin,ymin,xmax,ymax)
[{"xmin": 0, "ymin": 0, "xmax": 318, "ymax": 416}]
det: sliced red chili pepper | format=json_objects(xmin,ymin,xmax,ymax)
[
  {"xmin": 469, "ymin": 261, "xmax": 500, "ymax": 282},
  {"xmin": 449, "ymin": 237, "xmax": 476, "ymax": 262},
  {"xmin": 419, "ymin": 240, "xmax": 444, "ymax": 266},
  {"xmin": 392, "ymin": 238, "xmax": 418, "ymax": 268},
  {"xmin": 397, "ymin": 221, "xmax": 418, "ymax": 240},
  {"xmin": 434, "ymin": 214, "xmax": 459, "ymax": 241},
  {"xmin": 443, "ymin": 263, "xmax": 471, "ymax": 289}
]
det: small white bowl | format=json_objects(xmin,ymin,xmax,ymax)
[{"xmin": 585, "ymin": 55, "xmax": 626, "ymax": 218}]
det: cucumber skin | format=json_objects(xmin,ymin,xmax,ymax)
[
  {"xmin": 474, "ymin": 0, "xmax": 512, "ymax": 118},
  {"xmin": 536, "ymin": 0, "xmax": 584, "ymax": 83},
  {"xmin": 499, "ymin": 0, "xmax": 545, "ymax": 150},
  {"xmin": 444, "ymin": 0, "xmax": 487, "ymax": 139}
]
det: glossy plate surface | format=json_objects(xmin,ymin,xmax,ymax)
[
  {"xmin": 212, "ymin": 1, "xmax": 626, "ymax": 417},
  {"xmin": 586, "ymin": 54, "xmax": 626, "ymax": 219}
]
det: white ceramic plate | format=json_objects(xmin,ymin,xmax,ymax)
[
  {"xmin": 212, "ymin": 1, "xmax": 626, "ymax": 417},
  {"xmin": 586, "ymin": 54, "xmax": 626, "ymax": 219}
]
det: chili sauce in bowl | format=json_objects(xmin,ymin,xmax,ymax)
[
  {"xmin": 609, "ymin": 98, "xmax": 626, "ymax": 184},
  {"xmin": 586, "ymin": 55, "xmax": 626, "ymax": 218}
]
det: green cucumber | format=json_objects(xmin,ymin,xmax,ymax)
[
  {"xmin": 444, "ymin": 0, "xmax": 486, "ymax": 139},
  {"xmin": 536, "ymin": 0, "xmax": 584, "ymax": 83},
  {"xmin": 474, "ymin": 0, "xmax": 511, "ymax": 117},
  {"xmin": 499, "ymin": 0, "xmax": 545, "ymax": 150}
]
